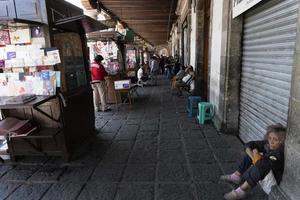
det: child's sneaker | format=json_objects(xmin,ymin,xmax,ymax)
[
  {"xmin": 224, "ymin": 187, "xmax": 247, "ymax": 200},
  {"xmin": 220, "ymin": 173, "xmax": 241, "ymax": 184}
]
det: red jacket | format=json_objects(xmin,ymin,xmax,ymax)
[{"xmin": 90, "ymin": 61, "xmax": 108, "ymax": 81}]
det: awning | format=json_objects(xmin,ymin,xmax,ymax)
[
  {"xmin": 86, "ymin": 30, "xmax": 123, "ymax": 41},
  {"xmin": 54, "ymin": 15, "xmax": 108, "ymax": 33}
]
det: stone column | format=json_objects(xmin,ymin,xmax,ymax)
[
  {"xmin": 220, "ymin": 4, "xmax": 243, "ymax": 135},
  {"xmin": 194, "ymin": 0, "xmax": 205, "ymax": 97},
  {"xmin": 209, "ymin": 0, "xmax": 242, "ymax": 133},
  {"xmin": 269, "ymin": 7, "xmax": 300, "ymax": 199}
]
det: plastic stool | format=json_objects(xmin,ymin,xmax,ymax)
[
  {"xmin": 197, "ymin": 102, "xmax": 214, "ymax": 124},
  {"xmin": 187, "ymin": 96, "xmax": 202, "ymax": 117}
]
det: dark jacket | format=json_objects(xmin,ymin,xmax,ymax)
[{"xmin": 245, "ymin": 140, "xmax": 284, "ymax": 184}]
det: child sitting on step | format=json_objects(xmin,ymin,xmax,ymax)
[{"xmin": 221, "ymin": 123, "xmax": 286, "ymax": 200}]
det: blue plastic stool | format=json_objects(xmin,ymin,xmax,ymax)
[
  {"xmin": 187, "ymin": 96, "xmax": 202, "ymax": 117},
  {"xmin": 196, "ymin": 102, "xmax": 214, "ymax": 124}
]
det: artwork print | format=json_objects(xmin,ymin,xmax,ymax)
[{"xmin": 0, "ymin": 30, "xmax": 11, "ymax": 45}]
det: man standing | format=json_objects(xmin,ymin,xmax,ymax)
[
  {"xmin": 150, "ymin": 56, "xmax": 159, "ymax": 85},
  {"xmin": 90, "ymin": 55, "xmax": 111, "ymax": 112}
]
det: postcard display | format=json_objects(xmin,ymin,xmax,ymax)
[
  {"xmin": 126, "ymin": 49, "xmax": 137, "ymax": 69},
  {"xmin": 88, "ymin": 40, "xmax": 121, "ymax": 75},
  {"xmin": 0, "ymin": 26, "xmax": 61, "ymax": 97}
]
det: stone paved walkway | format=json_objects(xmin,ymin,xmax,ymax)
[{"xmin": 0, "ymin": 77, "xmax": 268, "ymax": 200}]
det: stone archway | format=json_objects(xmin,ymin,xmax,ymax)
[{"xmin": 154, "ymin": 45, "xmax": 170, "ymax": 57}]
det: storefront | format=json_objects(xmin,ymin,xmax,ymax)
[{"xmin": 238, "ymin": 0, "xmax": 299, "ymax": 142}]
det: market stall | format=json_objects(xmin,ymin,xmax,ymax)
[{"xmin": 0, "ymin": 0, "xmax": 107, "ymax": 162}]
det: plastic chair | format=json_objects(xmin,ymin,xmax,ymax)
[
  {"xmin": 197, "ymin": 102, "xmax": 214, "ymax": 124},
  {"xmin": 187, "ymin": 96, "xmax": 202, "ymax": 117}
]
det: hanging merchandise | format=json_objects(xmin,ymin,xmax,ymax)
[
  {"xmin": 125, "ymin": 45, "xmax": 137, "ymax": 69},
  {"xmin": 89, "ymin": 40, "xmax": 120, "ymax": 75}
]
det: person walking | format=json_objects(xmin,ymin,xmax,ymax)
[{"xmin": 90, "ymin": 55, "xmax": 111, "ymax": 112}]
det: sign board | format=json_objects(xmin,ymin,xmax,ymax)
[
  {"xmin": 114, "ymin": 80, "xmax": 131, "ymax": 90},
  {"xmin": 232, "ymin": 0, "xmax": 264, "ymax": 18}
]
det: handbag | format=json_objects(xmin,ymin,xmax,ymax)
[{"xmin": 259, "ymin": 170, "xmax": 277, "ymax": 194}]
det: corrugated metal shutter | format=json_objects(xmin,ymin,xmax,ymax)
[{"xmin": 239, "ymin": 0, "xmax": 299, "ymax": 142}]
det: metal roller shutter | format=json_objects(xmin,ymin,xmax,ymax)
[{"xmin": 239, "ymin": 0, "xmax": 299, "ymax": 142}]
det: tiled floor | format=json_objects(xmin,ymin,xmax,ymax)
[{"xmin": 0, "ymin": 77, "xmax": 267, "ymax": 200}]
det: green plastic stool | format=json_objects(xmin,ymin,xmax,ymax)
[{"xmin": 197, "ymin": 102, "xmax": 214, "ymax": 124}]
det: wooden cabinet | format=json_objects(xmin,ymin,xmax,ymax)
[
  {"xmin": 0, "ymin": 0, "xmax": 16, "ymax": 20},
  {"xmin": 14, "ymin": 0, "xmax": 48, "ymax": 24}
]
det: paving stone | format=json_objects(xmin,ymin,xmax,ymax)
[
  {"xmin": 102, "ymin": 149, "xmax": 131, "ymax": 164},
  {"xmin": 157, "ymin": 164, "xmax": 191, "ymax": 182},
  {"xmin": 97, "ymin": 132, "xmax": 118, "ymax": 140},
  {"xmin": 159, "ymin": 150, "xmax": 187, "ymax": 164},
  {"xmin": 109, "ymin": 141, "xmax": 135, "ymax": 152},
  {"xmin": 129, "ymin": 149, "xmax": 157, "ymax": 164},
  {"xmin": 159, "ymin": 123, "xmax": 179, "ymax": 130},
  {"xmin": 202, "ymin": 128, "xmax": 220, "ymax": 138},
  {"xmin": 7, "ymin": 183, "xmax": 51, "ymax": 200},
  {"xmin": 142, "ymin": 119, "xmax": 159, "ymax": 124},
  {"xmin": 28, "ymin": 166, "xmax": 64, "ymax": 182},
  {"xmin": 115, "ymin": 126, "xmax": 139, "ymax": 140},
  {"xmin": 140, "ymin": 124, "xmax": 159, "ymax": 131},
  {"xmin": 157, "ymin": 184, "xmax": 197, "ymax": 200},
  {"xmin": 91, "ymin": 164, "xmax": 125, "ymax": 182},
  {"xmin": 115, "ymin": 183, "xmax": 154, "ymax": 200},
  {"xmin": 0, "ymin": 165, "xmax": 13, "ymax": 178},
  {"xmin": 122, "ymin": 164, "xmax": 156, "ymax": 182},
  {"xmin": 77, "ymin": 182, "xmax": 118, "ymax": 200},
  {"xmin": 184, "ymin": 138, "xmax": 208, "ymax": 150},
  {"xmin": 0, "ymin": 181, "xmax": 22, "ymax": 199},
  {"xmin": 136, "ymin": 131, "xmax": 159, "ymax": 140},
  {"xmin": 195, "ymin": 182, "xmax": 232, "ymax": 200},
  {"xmin": 133, "ymin": 140, "xmax": 158, "ymax": 151},
  {"xmin": 214, "ymin": 148, "xmax": 244, "ymax": 163},
  {"xmin": 41, "ymin": 181, "xmax": 84, "ymax": 200},
  {"xmin": 159, "ymin": 140, "xmax": 183, "ymax": 151},
  {"xmin": 160, "ymin": 129, "xmax": 181, "ymax": 140},
  {"xmin": 1, "ymin": 165, "xmax": 40, "ymax": 181},
  {"xmin": 182, "ymin": 131, "xmax": 204, "ymax": 140},
  {"xmin": 221, "ymin": 162, "xmax": 239, "ymax": 174},
  {"xmin": 190, "ymin": 164, "xmax": 222, "ymax": 182},
  {"xmin": 186, "ymin": 149, "xmax": 216, "ymax": 164},
  {"xmin": 59, "ymin": 167, "xmax": 94, "ymax": 183},
  {"xmin": 126, "ymin": 119, "xmax": 141, "ymax": 125},
  {"xmin": 208, "ymin": 137, "xmax": 231, "ymax": 149},
  {"xmin": 101, "ymin": 122, "xmax": 122, "ymax": 133},
  {"xmin": 95, "ymin": 119, "xmax": 108, "ymax": 130}
]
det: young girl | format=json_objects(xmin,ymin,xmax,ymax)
[{"xmin": 221, "ymin": 124, "xmax": 286, "ymax": 200}]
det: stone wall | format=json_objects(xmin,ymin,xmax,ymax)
[{"xmin": 270, "ymin": 8, "xmax": 300, "ymax": 199}]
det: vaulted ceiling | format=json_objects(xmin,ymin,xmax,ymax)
[{"xmin": 98, "ymin": 0, "xmax": 178, "ymax": 46}]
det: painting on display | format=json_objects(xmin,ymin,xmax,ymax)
[
  {"xmin": 90, "ymin": 40, "xmax": 120, "ymax": 74},
  {"xmin": 9, "ymin": 28, "xmax": 31, "ymax": 44},
  {"xmin": 0, "ymin": 30, "xmax": 11, "ymax": 45}
]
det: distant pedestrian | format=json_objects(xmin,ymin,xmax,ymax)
[
  {"xmin": 221, "ymin": 124, "xmax": 286, "ymax": 199},
  {"xmin": 149, "ymin": 56, "xmax": 159, "ymax": 85},
  {"xmin": 90, "ymin": 55, "xmax": 111, "ymax": 112}
]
